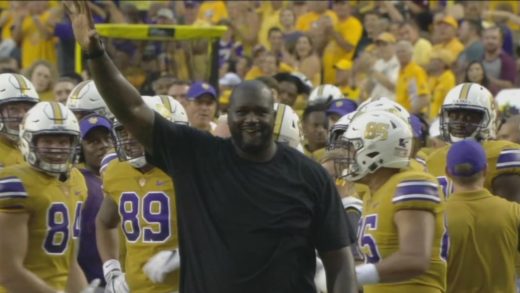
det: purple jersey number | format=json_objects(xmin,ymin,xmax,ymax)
[
  {"xmin": 358, "ymin": 214, "xmax": 381, "ymax": 263},
  {"xmin": 44, "ymin": 203, "xmax": 70, "ymax": 254},
  {"xmin": 119, "ymin": 192, "xmax": 171, "ymax": 243}
]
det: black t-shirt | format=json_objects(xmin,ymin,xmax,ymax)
[{"xmin": 146, "ymin": 114, "xmax": 356, "ymax": 293}]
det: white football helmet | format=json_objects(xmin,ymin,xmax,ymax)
[
  {"xmin": 308, "ymin": 84, "xmax": 343, "ymax": 106},
  {"xmin": 440, "ymin": 83, "xmax": 496, "ymax": 142},
  {"xmin": 328, "ymin": 111, "xmax": 356, "ymax": 150},
  {"xmin": 0, "ymin": 73, "xmax": 39, "ymax": 141},
  {"xmin": 19, "ymin": 102, "xmax": 80, "ymax": 175},
  {"xmin": 335, "ymin": 110, "xmax": 413, "ymax": 181},
  {"xmin": 273, "ymin": 103, "xmax": 303, "ymax": 151},
  {"xmin": 113, "ymin": 95, "xmax": 188, "ymax": 168},
  {"xmin": 357, "ymin": 96, "xmax": 410, "ymax": 123},
  {"xmin": 66, "ymin": 80, "xmax": 113, "ymax": 120}
]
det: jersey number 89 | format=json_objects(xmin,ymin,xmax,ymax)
[{"xmin": 119, "ymin": 191, "xmax": 171, "ymax": 243}]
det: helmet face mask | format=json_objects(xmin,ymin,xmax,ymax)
[
  {"xmin": 28, "ymin": 133, "xmax": 79, "ymax": 174},
  {"xmin": 112, "ymin": 122, "xmax": 146, "ymax": 168},
  {"xmin": 0, "ymin": 101, "xmax": 36, "ymax": 141},
  {"xmin": 441, "ymin": 106, "xmax": 488, "ymax": 142},
  {"xmin": 333, "ymin": 137, "xmax": 364, "ymax": 180}
]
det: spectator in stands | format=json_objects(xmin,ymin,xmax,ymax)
[
  {"xmin": 197, "ymin": 0, "xmax": 228, "ymax": 25},
  {"xmin": 322, "ymin": 0, "xmax": 362, "ymax": 84},
  {"xmin": 168, "ymin": 80, "xmax": 190, "ymax": 108},
  {"xmin": 279, "ymin": 7, "xmax": 302, "ymax": 52},
  {"xmin": 267, "ymin": 27, "xmax": 286, "ymax": 61},
  {"xmin": 274, "ymin": 72, "xmax": 311, "ymax": 107},
  {"xmin": 235, "ymin": 56, "xmax": 252, "ymax": 80},
  {"xmin": 259, "ymin": 51, "xmax": 280, "ymax": 78},
  {"xmin": 25, "ymin": 60, "xmax": 57, "ymax": 102},
  {"xmin": 398, "ymin": 20, "xmax": 433, "ymax": 68},
  {"xmin": 428, "ymin": 50, "xmax": 456, "ymax": 119},
  {"xmin": 302, "ymin": 104, "xmax": 328, "ymax": 162},
  {"xmin": 291, "ymin": 35, "xmax": 321, "ymax": 85},
  {"xmin": 53, "ymin": 76, "xmax": 78, "ymax": 104},
  {"xmin": 226, "ymin": 2, "xmax": 260, "ymax": 54},
  {"xmin": 0, "ymin": 57, "xmax": 19, "ymax": 73},
  {"xmin": 433, "ymin": 16, "xmax": 464, "ymax": 59},
  {"xmin": 186, "ymin": 82, "xmax": 218, "ymax": 133},
  {"xmin": 295, "ymin": 1, "xmax": 337, "ymax": 54},
  {"xmin": 462, "ymin": 1, "xmax": 484, "ymax": 21},
  {"xmin": 356, "ymin": 11, "xmax": 380, "ymax": 55},
  {"xmin": 11, "ymin": 1, "xmax": 56, "ymax": 69},
  {"xmin": 395, "ymin": 40, "xmax": 430, "ymax": 116},
  {"xmin": 456, "ymin": 19, "xmax": 484, "ymax": 81},
  {"xmin": 217, "ymin": 19, "xmax": 243, "ymax": 66},
  {"xmin": 367, "ymin": 32, "xmax": 400, "ymax": 101},
  {"xmin": 334, "ymin": 59, "xmax": 360, "ymax": 101},
  {"xmin": 257, "ymin": 1, "xmax": 284, "ymax": 49},
  {"xmin": 497, "ymin": 115, "xmax": 520, "ymax": 144},
  {"xmin": 152, "ymin": 75, "xmax": 176, "ymax": 95},
  {"xmin": 464, "ymin": 61, "xmax": 499, "ymax": 95},
  {"xmin": 481, "ymin": 26, "xmax": 517, "ymax": 91}
]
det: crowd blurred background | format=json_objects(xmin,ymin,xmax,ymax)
[{"xmin": 1, "ymin": 0, "xmax": 519, "ymax": 142}]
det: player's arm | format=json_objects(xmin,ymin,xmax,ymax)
[
  {"xmin": 492, "ymin": 173, "xmax": 520, "ymax": 203},
  {"xmin": 362, "ymin": 210, "xmax": 435, "ymax": 284},
  {"xmin": 64, "ymin": 1, "xmax": 154, "ymax": 151},
  {"xmin": 66, "ymin": 236, "xmax": 89, "ymax": 293},
  {"xmin": 0, "ymin": 212, "xmax": 58, "ymax": 293},
  {"xmin": 345, "ymin": 208, "xmax": 364, "ymax": 263},
  {"xmin": 95, "ymin": 197, "xmax": 121, "ymax": 263},
  {"xmin": 319, "ymin": 247, "xmax": 358, "ymax": 293}
]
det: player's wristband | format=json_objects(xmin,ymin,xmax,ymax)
[
  {"xmin": 103, "ymin": 259, "xmax": 122, "ymax": 279},
  {"xmin": 356, "ymin": 263, "xmax": 380, "ymax": 285},
  {"xmin": 84, "ymin": 39, "xmax": 106, "ymax": 60}
]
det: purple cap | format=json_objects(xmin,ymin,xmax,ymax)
[
  {"xmin": 187, "ymin": 82, "xmax": 217, "ymax": 101},
  {"xmin": 447, "ymin": 139, "xmax": 487, "ymax": 177},
  {"xmin": 79, "ymin": 114, "xmax": 112, "ymax": 140},
  {"xmin": 326, "ymin": 98, "xmax": 358, "ymax": 117},
  {"xmin": 410, "ymin": 115, "xmax": 423, "ymax": 138}
]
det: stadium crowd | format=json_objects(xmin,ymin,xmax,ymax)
[{"xmin": 1, "ymin": 0, "xmax": 520, "ymax": 293}]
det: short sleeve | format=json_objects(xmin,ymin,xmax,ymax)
[
  {"xmin": 313, "ymin": 174, "xmax": 356, "ymax": 252},
  {"xmin": 392, "ymin": 179, "xmax": 442, "ymax": 213},
  {"xmin": 0, "ymin": 176, "xmax": 28, "ymax": 213},
  {"xmin": 145, "ymin": 112, "xmax": 216, "ymax": 174}
]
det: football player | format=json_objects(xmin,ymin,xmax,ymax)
[
  {"xmin": 273, "ymin": 103, "xmax": 304, "ymax": 152},
  {"xmin": 96, "ymin": 96, "xmax": 187, "ymax": 292},
  {"xmin": 0, "ymin": 73, "xmax": 39, "ymax": 169},
  {"xmin": 0, "ymin": 102, "xmax": 97, "ymax": 292},
  {"xmin": 66, "ymin": 80, "xmax": 113, "ymax": 121},
  {"xmin": 308, "ymin": 84, "xmax": 344, "ymax": 106},
  {"xmin": 335, "ymin": 110, "xmax": 446, "ymax": 293},
  {"xmin": 425, "ymin": 83, "xmax": 520, "ymax": 201}
]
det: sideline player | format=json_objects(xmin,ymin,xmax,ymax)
[
  {"xmin": 0, "ymin": 102, "xmax": 97, "ymax": 292},
  {"xmin": 334, "ymin": 110, "xmax": 446, "ymax": 293},
  {"xmin": 0, "ymin": 73, "xmax": 39, "ymax": 169},
  {"xmin": 96, "ymin": 96, "xmax": 187, "ymax": 292}
]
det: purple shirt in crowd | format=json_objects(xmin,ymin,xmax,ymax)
[{"xmin": 78, "ymin": 168, "xmax": 105, "ymax": 286}]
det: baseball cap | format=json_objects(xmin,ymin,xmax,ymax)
[
  {"xmin": 273, "ymin": 72, "xmax": 311, "ymax": 95},
  {"xmin": 334, "ymin": 59, "xmax": 353, "ymax": 71},
  {"xmin": 437, "ymin": 15, "xmax": 458, "ymax": 29},
  {"xmin": 447, "ymin": 139, "xmax": 487, "ymax": 177},
  {"xmin": 187, "ymin": 82, "xmax": 217, "ymax": 101},
  {"xmin": 79, "ymin": 114, "xmax": 112, "ymax": 140},
  {"xmin": 326, "ymin": 98, "xmax": 358, "ymax": 117},
  {"xmin": 219, "ymin": 73, "xmax": 242, "ymax": 87},
  {"xmin": 375, "ymin": 32, "xmax": 396, "ymax": 44}
]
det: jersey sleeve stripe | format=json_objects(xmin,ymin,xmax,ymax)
[
  {"xmin": 415, "ymin": 157, "xmax": 426, "ymax": 166},
  {"xmin": 0, "ymin": 177, "xmax": 26, "ymax": 194},
  {"xmin": 100, "ymin": 152, "xmax": 117, "ymax": 173},
  {"xmin": 497, "ymin": 149, "xmax": 520, "ymax": 169},
  {"xmin": 392, "ymin": 194, "xmax": 441, "ymax": 203},
  {"xmin": 395, "ymin": 181, "xmax": 439, "ymax": 199}
]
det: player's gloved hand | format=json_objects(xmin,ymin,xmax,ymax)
[
  {"xmin": 80, "ymin": 279, "xmax": 101, "ymax": 293},
  {"xmin": 143, "ymin": 249, "xmax": 181, "ymax": 284},
  {"xmin": 103, "ymin": 259, "xmax": 129, "ymax": 293}
]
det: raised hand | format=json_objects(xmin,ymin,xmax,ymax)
[{"xmin": 63, "ymin": 0, "xmax": 101, "ymax": 52}]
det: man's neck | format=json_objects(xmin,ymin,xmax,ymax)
[
  {"xmin": 485, "ymin": 49, "xmax": 501, "ymax": 60},
  {"xmin": 366, "ymin": 168, "xmax": 400, "ymax": 194},
  {"xmin": 232, "ymin": 141, "xmax": 278, "ymax": 162},
  {"xmin": 453, "ymin": 183, "xmax": 484, "ymax": 193}
]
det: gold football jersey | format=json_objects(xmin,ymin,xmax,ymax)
[
  {"xmin": 0, "ymin": 164, "xmax": 86, "ymax": 292},
  {"xmin": 446, "ymin": 189, "xmax": 520, "ymax": 293},
  {"xmin": 0, "ymin": 139, "xmax": 24, "ymax": 170},
  {"xmin": 359, "ymin": 170, "xmax": 447, "ymax": 293},
  {"xmin": 102, "ymin": 159, "xmax": 179, "ymax": 293},
  {"xmin": 426, "ymin": 140, "xmax": 520, "ymax": 196}
]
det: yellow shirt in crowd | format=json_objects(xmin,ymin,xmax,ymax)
[
  {"xmin": 295, "ymin": 10, "xmax": 338, "ymax": 32},
  {"xmin": 257, "ymin": 2, "xmax": 282, "ymax": 49},
  {"xmin": 197, "ymin": 1, "xmax": 228, "ymax": 25},
  {"xmin": 323, "ymin": 16, "xmax": 363, "ymax": 84},
  {"xmin": 20, "ymin": 11, "xmax": 57, "ymax": 69},
  {"xmin": 428, "ymin": 69, "xmax": 456, "ymax": 119},
  {"xmin": 396, "ymin": 61, "xmax": 430, "ymax": 112},
  {"xmin": 433, "ymin": 38, "xmax": 464, "ymax": 60}
]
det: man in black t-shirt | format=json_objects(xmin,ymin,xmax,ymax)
[{"xmin": 65, "ymin": 2, "xmax": 358, "ymax": 292}]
